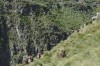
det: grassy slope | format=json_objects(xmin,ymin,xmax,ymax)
[{"xmin": 18, "ymin": 20, "xmax": 100, "ymax": 66}]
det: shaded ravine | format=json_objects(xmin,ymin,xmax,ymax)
[{"xmin": 0, "ymin": 16, "xmax": 11, "ymax": 66}]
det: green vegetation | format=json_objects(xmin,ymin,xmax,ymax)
[
  {"xmin": 0, "ymin": 0, "xmax": 100, "ymax": 66},
  {"xmin": 26, "ymin": 20, "xmax": 100, "ymax": 66},
  {"xmin": 49, "ymin": 7, "xmax": 90, "ymax": 32}
]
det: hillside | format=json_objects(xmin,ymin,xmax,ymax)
[
  {"xmin": 0, "ymin": 0, "xmax": 100, "ymax": 66},
  {"xmin": 24, "ymin": 20, "xmax": 100, "ymax": 66}
]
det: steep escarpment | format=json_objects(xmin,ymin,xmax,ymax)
[
  {"xmin": 0, "ymin": 16, "xmax": 10, "ymax": 66},
  {"xmin": 0, "ymin": 0, "xmax": 99, "ymax": 66}
]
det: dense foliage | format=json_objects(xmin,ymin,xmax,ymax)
[{"xmin": 0, "ymin": 0, "xmax": 99, "ymax": 66}]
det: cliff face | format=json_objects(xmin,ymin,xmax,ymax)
[
  {"xmin": 0, "ymin": 0, "xmax": 99, "ymax": 65},
  {"xmin": 0, "ymin": 16, "xmax": 10, "ymax": 66},
  {"xmin": 0, "ymin": 0, "xmax": 69, "ymax": 65}
]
